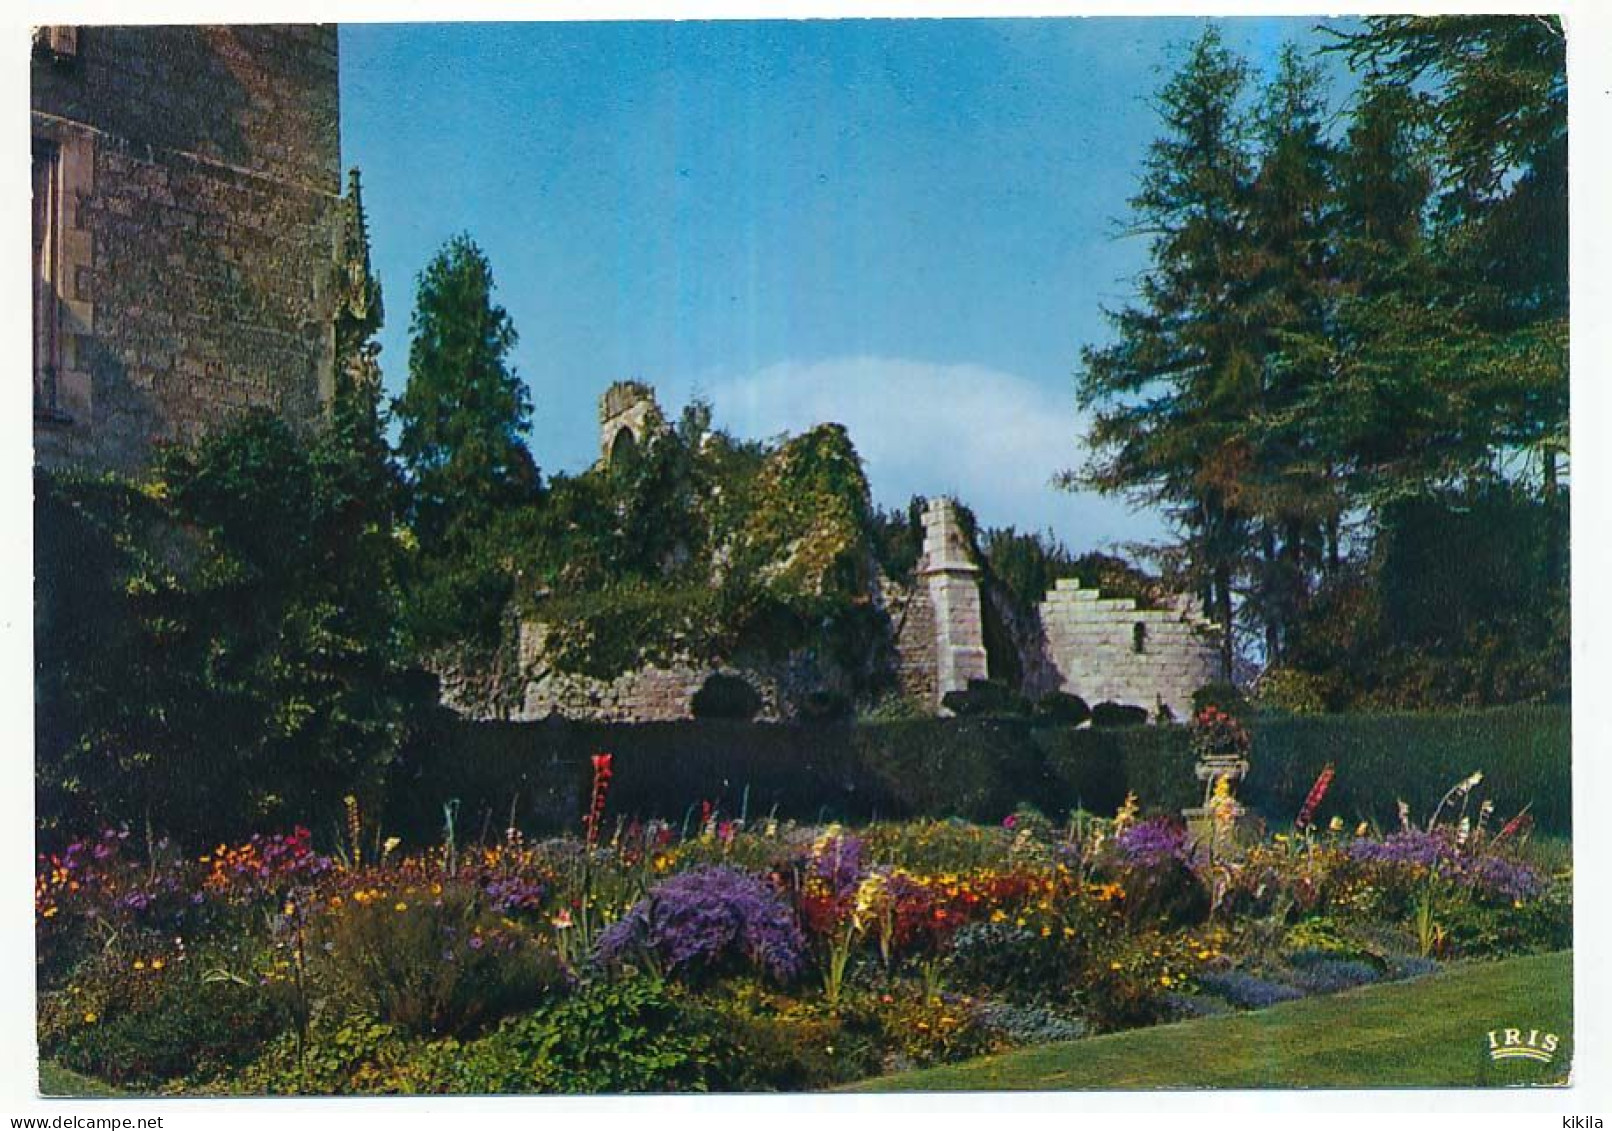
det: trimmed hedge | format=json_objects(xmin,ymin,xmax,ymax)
[
  {"xmin": 1241, "ymin": 706, "xmax": 1570, "ymax": 835},
  {"xmin": 385, "ymin": 705, "xmax": 1569, "ymax": 843}
]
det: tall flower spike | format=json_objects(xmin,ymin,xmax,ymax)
[{"xmin": 1295, "ymin": 764, "xmax": 1335, "ymax": 831}]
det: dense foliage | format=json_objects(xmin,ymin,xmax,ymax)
[
  {"xmin": 393, "ymin": 234, "xmax": 543, "ymax": 652},
  {"xmin": 35, "ymin": 414, "xmax": 426, "ymax": 849},
  {"xmin": 1072, "ymin": 19, "xmax": 1568, "ymax": 702}
]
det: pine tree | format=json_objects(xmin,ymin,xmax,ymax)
[
  {"xmin": 1074, "ymin": 27, "xmax": 1260, "ymax": 678},
  {"xmin": 393, "ymin": 234, "xmax": 540, "ymax": 650},
  {"xmin": 1238, "ymin": 45, "xmax": 1342, "ymax": 660}
]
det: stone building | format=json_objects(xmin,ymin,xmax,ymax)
[
  {"xmin": 30, "ymin": 24, "xmax": 343, "ymax": 473},
  {"xmin": 453, "ymin": 385, "xmax": 1222, "ymax": 726}
]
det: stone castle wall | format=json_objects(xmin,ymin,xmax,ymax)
[
  {"xmin": 884, "ymin": 576, "xmax": 937, "ymax": 708},
  {"xmin": 1038, "ymin": 580, "xmax": 1220, "ymax": 722},
  {"xmin": 440, "ymin": 621, "xmax": 833, "ymax": 724},
  {"xmin": 32, "ymin": 25, "xmax": 341, "ymax": 473}
]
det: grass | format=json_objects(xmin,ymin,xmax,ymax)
[
  {"xmin": 38, "ymin": 1060, "xmax": 125, "ymax": 1098},
  {"xmin": 847, "ymin": 950, "xmax": 1572, "ymax": 1091},
  {"xmin": 37, "ymin": 951, "xmax": 1572, "ymax": 1096}
]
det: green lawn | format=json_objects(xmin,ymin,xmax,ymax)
[
  {"xmin": 847, "ymin": 950, "xmax": 1573, "ymax": 1091},
  {"xmin": 38, "ymin": 1060, "xmax": 125, "ymax": 1098},
  {"xmin": 38, "ymin": 951, "xmax": 1571, "ymax": 1096}
]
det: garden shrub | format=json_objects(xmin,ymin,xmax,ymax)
[
  {"xmin": 1254, "ymin": 667, "xmax": 1329, "ymax": 715},
  {"xmin": 35, "ymin": 415, "xmax": 425, "ymax": 850},
  {"xmin": 945, "ymin": 922, "xmax": 1072, "ymax": 1003},
  {"xmin": 876, "ymin": 991, "xmax": 999, "ymax": 1070},
  {"xmin": 1033, "ymin": 691, "xmax": 1091, "ymax": 726},
  {"xmin": 1091, "ymin": 702, "xmax": 1150, "ymax": 728},
  {"xmin": 1080, "ymin": 932, "xmax": 1203, "ymax": 1031},
  {"xmin": 800, "ymin": 689, "xmax": 853, "ymax": 721},
  {"xmin": 1438, "ymin": 880, "xmax": 1573, "ymax": 958},
  {"xmin": 690, "ymin": 673, "xmax": 764, "ymax": 721},
  {"xmin": 689, "ymin": 982, "xmax": 883, "ymax": 1091},
  {"xmin": 310, "ymin": 882, "xmax": 568, "ymax": 1037},
  {"xmin": 455, "ymin": 976, "xmax": 715, "ymax": 1093},
  {"xmin": 971, "ymin": 1001, "xmax": 1089, "ymax": 1047},
  {"xmin": 1105, "ymin": 822, "xmax": 1210, "ymax": 929},
  {"xmin": 1196, "ymin": 970, "xmax": 1305, "ymax": 1010},
  {"xmin": 595, "ymin": 866, "xmax": 806, "ymax": 985},
  {"xmin": 941, "ymin": 679, "xmax": 1030, "ymax": 718},
  {"xmin": 228, "ymin": 1014, "xmax": 427, "ymax": 1096},
  {"xmin": 42, "ymin": 957, "xmax": 292, "ymax": 1090}
]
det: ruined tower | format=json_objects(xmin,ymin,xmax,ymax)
[{"xmin": 598, "ymin": 380, "xmax": 665, "ymax": 464}]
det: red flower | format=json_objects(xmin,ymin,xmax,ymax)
[
  {"xmin": 1295, "ymin": 763, "xmax": 1335, "ymax": 831},
  {"xmin": 583, "ymin": 752, "xmax": 615, "ymax": 846}
]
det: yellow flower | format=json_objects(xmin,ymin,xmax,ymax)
[
  {"xmin": 1356, "ymin": 822, "xmax": 1369, "ymax": 837},
  {"xmin": 150, "ymin": 958, "xmax": 164, "ymax": 971},
  {"xmin": 1328, "ymin": 816, "xmax": 1345, "ymax": 833},
  {"xmin": 1197, "ymin": 949, "xmax": 1213, "ymax": 960},
  {"xmin": 133, "ymin": 960, "xmax": 145, "ymax": 970},
  {"xmin": 82, "ymin": 1012, "xmax": 97, "ymax": 1024},
  {"xmin": 394, "ymin": 902, "xmax": 409, "ymax": 912},
  {"xmin": 1110, "ymin": 961, "xmax": 1123, "ymax": 971},
  {"xmin": 1160, "ymin": 975, "xmax": 1173, "ymax": 987}
]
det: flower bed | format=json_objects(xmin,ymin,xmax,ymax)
[{"xmin": 36, "ymin": 765, "xmax": 1571, "ymax": 1094}]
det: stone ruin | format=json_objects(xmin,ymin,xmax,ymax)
[
  {"xmin": 444, "ymin": 386, "xmax": 1223, "ymax": 725},
  {"xmin": 886, "ymin": 497, "xmax": 1221, "ymax": 721}
]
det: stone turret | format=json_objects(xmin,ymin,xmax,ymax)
[{"xmin": 918, "ymin": 497, "xmax": 989, "ymax": 709}]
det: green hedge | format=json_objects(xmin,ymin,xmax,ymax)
[
  {"xmin": 386, "ymin": 705, "xmax": 1569, "ymax": 842},
  {"xmin": 1242, "ymin": 706, "xmax": 1570, "ymax": 835}
]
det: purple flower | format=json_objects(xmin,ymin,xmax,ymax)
[
  {"xmin": 481, "ymin": 874, "xmax": 547, "ymax": 912},
  {"xmin": 1464, "ymin": 855, "xmax": 1546, "ymax": 903},
  {"xmin": 1114, "ymin": 818, "xmax": 1187, "ymax": 868},
  {"xmin": 1347, "ymin": 829, "xmax": 1454, "ymax": 869},
  {"xmin": 1348, "ymin": 829, "xmax": 1546, "ymax": 903},
  {"xmin": 810, "ymin": 833, "xmax": 865, "ymax": 896},
  {"xmin": 597, "ymin": 865, "xmax": 806, "ymax": 984}
]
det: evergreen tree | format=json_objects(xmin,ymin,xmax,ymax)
[
  {"xmin": 393, "ymin": 234, "xmax": 541, "ymax": 649},
  {"xmin": 1074, "ymin": 27, "xmax": 1260, "ymax": 677},
  {"xmin": 395, "ymin": 234, "xmax": 538, "ymax": 542},
  {"xmin": 1329, "ymin": 17, "xmax": 1567, "ymax": 507},
  {"xmin": 1238, "ymin": 45, "xmax": 1341, "ymax": 660}
]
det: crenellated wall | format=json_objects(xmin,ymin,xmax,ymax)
[{"xmin": 1038, "ymin": 579, "xmax": 1220, "ymax": 722}]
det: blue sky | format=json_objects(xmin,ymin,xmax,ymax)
[{"xmin": 340, "ymin": 18, "xmax": 1360, "ymax": 552}]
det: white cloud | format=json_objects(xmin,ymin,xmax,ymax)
[{"xmin": 664, "ymin": 356, "xmax": 1166, "ymax": 552}]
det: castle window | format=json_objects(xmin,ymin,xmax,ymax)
[
  {"xmin": 32, "ymin": 139, "xmax": 64, "ymax": 419},
  {"xmin": 1132, "ymin": 622, "xmax": 1148, "ymax": 654}
]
